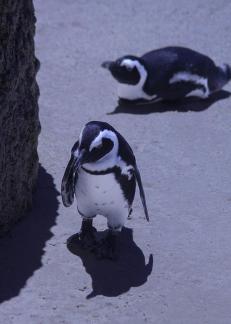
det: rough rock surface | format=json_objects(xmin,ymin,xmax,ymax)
[{"xmin": 0, "ymin": 0, "xmax": 40, "ymax": 234}]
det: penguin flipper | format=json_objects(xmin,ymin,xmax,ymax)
[
  {"xmin": 61, "ymin": 141, "xmax": 79, "ymax": 207},
  {"xmin": 134, "ymin": 164, "xmax": 149, "ymax": 222}
]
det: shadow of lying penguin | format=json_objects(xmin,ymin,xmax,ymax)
[
  {"xmin": 108, "ymin": 90, "xmax": 231, "ymax": 115},
  {"xmin": 67, "ymin": 227, "xmax": 153, "ymax": 299}
]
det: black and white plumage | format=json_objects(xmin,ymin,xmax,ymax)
[
  {"xmin": 61, "ymin": 121, "xmax": 149, "ymax": 259},
  {"xmin": 102, "ymin": 46, "xmax": 231, "ymax": 102}
]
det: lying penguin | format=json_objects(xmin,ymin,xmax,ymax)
[
  {"xmin": 102, "ymin": 46, "xmax": 231, "ymax": 102},
  {"xmin": 61, "ymin": 121, "xmax": 149, "ymax": 259}
]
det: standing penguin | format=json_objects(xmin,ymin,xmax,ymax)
[
  {"xmin": 61, "ymin": 121, "xmax": 149, "ymax": 259},
  {"xmin": 102, "ymin": 46, "xmax": 231, "ymax": 102}
]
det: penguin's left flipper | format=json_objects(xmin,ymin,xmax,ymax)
[
  {"xmin": 61, "ymin": 141, "xmax": 79, "ymax": 207},
  {"xmin": 117, "ymin": 131, "xmax": 150, "ymax": 222},
  {"xmin": 133, "ymin": 164, "xmax": 150, "ymax": 222}
]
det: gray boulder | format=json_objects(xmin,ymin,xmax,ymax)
[{"xmin": 0, "ymin": 0, "xmax": 40, "ymax": 234}]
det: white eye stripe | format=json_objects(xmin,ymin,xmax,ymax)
[
  {"xmin": 89, "ymin": 139, "xmax": 102, "ymax": 151},
  {"xmin": 120, "ymin": 59, "xmax": 137, "ymax": 69},
  {"xmin": 95, "ymin": 142, "xmax": 103, "ymax": 149},
  {"xmin": 89, "ymin": 135, "xmax": 102, "ymax": 152},
  {"xmin": 89, "ymin": 130, "xmax": 116, "ymax": 152}
]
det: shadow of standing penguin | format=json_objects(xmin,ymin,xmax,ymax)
[{"xmin": 67, "ymin": 227, "xmax": 153, "ymax": 299}]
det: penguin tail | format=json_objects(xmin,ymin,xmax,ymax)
[
  {"xmin": 145, "ymin": 254, "xmax": 153, "ymax": 277},
  {"xmin": 221, "ymin": 63, "xmax": 231, "ymax": 81},
  {"xmin": 215, "ymin": 63, "xmax": 231, "ymax": 90}
]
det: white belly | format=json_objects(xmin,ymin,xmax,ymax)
[
  {"xmin": 118, "ymin": 83, "xmax": 157, "ymax": 101},
  {"xmin": 75, "ymin": 168, "xmax": 129, "ymax": 229}
]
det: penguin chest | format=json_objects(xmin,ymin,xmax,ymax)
[
  {"xmin": 118, "ymin": 83, "xmax": 157, "ymax": 101},
  {"xmin": 75, "ymin": 169, "xmax": 129, "ymax": 217}
]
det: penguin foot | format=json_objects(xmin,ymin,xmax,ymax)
[
  {"xmin": 79, "ymin": 226, "xmax": 97, "ymax": 251},
  {"xmin": 95, "ymin": 232, "xmax": 118, "ymax": 260},
  {"xmin": 75, "ymin": 218, "xmax": 98, "ymax": 251}
]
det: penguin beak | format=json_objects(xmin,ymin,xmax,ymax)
[
  {"xmin": 101, "ymin": 61, "xmax": 115, "ymax": 70},
  {"xmin": 73, "ymin": 149, "xmax": 87, "ymax": 170}
]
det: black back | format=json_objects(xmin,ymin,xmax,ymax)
[{"xmin": 141, "ymin": 46, "xmax": 217, "ymax": 96}]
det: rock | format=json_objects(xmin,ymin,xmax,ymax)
[{"xmin": 0, "ymin": 0, "xmax": 40, "ymax": 235}]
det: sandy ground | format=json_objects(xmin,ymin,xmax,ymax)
[{"xmin": 1, "ymin": 0, "xmax": 231, "ymax": 323}]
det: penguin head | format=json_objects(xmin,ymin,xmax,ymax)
[
  {"xmin": 102, "ymin": 56, "xmax": 144, "ymax": 85},
  {"xmin": 72, "ymin": 121, "xmax": 119, "ymax": 171}
]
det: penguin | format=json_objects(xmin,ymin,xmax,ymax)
[
  {"xmin": 61, "ymin": 121, "xmax": 149, "ymax": 259},
  {"xmin": 102, "ymin": 46, "xmax": 231, "ymax": 102}
]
